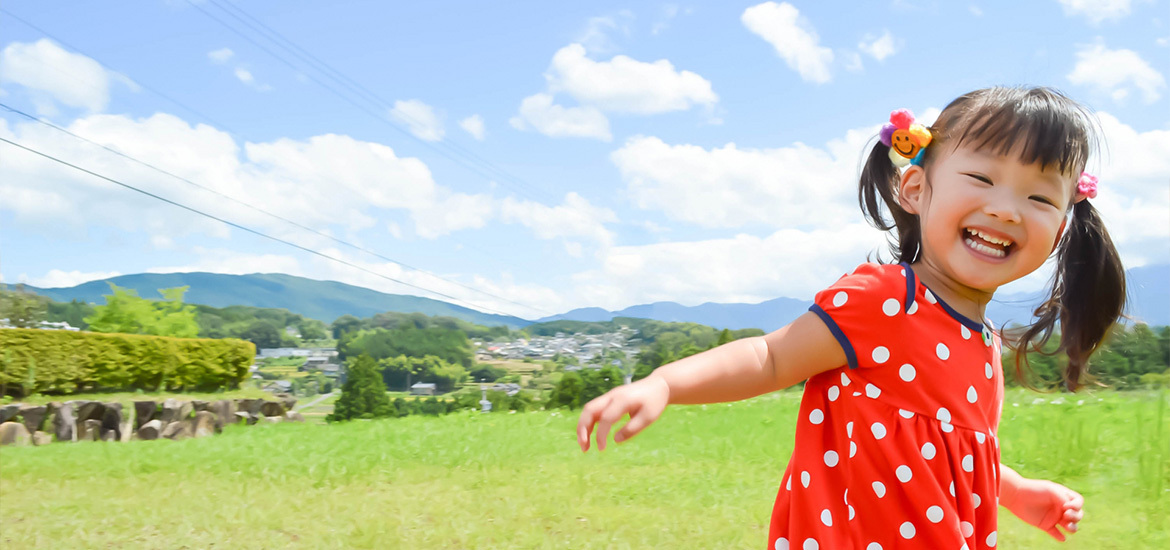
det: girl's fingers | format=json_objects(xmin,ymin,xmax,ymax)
[
  {"xmin": 614, "ymin": 404, "xmax": 649, "ymax": 444},
  {"xmin": 1045, "ymin": 525, "xmax": 1067, "ymax": 542},
  {"xmin": 1063, "ymin": 508, "xmax": 1083, "ymax": 522},
  {"xmin": 577, "ymin": 395, "xmax": 612, "ymax": 451},
  {"xmin": 594, "ymin": 402, "xmax": 628, "ymax": 452}
]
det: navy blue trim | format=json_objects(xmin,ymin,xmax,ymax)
[
  {"xmin": 932, "ymin": 293, "xmax": 985, "ymax": 332},
  {"xmin": 809, "ymin": 304, "xmax": 858, "ymax": 370},
  {"xmin": 899, "ymin": 261, "xmax": 916, "ymax": 313}
]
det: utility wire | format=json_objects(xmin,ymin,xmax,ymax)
[
  {"xmin": 0, "ymin": 102, "xmax": 553, "ymax": 316},
  {"xmin": 0, "ymin": 136, "xmax": 533, "ymax": 320}
]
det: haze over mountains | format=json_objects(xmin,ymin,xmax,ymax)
[{"xmin": 24, "ymin": 264, "xmax": 1169, "ymax": 330}]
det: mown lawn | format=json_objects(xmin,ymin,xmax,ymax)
[{"xmin": 0, "ymin": 388, "xmax": 1166, "ymax": 549}]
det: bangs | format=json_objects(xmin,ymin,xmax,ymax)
[{"xmin": 938, "ymin": 87, "xmax": 1096, "ymax": 176}]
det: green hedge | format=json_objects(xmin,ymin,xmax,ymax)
[{"xmin": 0, "ymin": 328, "xmax": 255, "ymax": 395}]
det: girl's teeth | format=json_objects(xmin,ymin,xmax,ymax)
[
  {"xmin": 965, "ymin": 238, "xmax": 1006, "ymax": 257},
  {"xmin": 966, "ymin": 228, "xmax": 1013, "ymax": 246}
]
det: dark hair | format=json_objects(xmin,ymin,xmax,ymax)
[{"xmin": 858, "ymin": 86, "xmax": 1126, "ymax": 391}]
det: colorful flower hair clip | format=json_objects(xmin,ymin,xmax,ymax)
[
  {"xmin": 1076, "ymin": 172, "xmax": 1098, "ymax": 202},
  {"xmin": 880, "ymin": 109, "xmax": 932, "ymax": 168}
]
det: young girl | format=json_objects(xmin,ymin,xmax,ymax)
[{"xmin": 576, "ymin": 86, "xmax": 1126, "ymax": 549}]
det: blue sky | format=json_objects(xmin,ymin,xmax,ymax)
[{"xmin": 1, "ymin": 0, "xmax": 1167, "ymax": 320}]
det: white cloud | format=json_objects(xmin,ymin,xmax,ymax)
[
  {"xmin": 1067, "ymin": 41, "xmax": 1165, "ymax": 103},
  {"xmin": 742, "ymin": 2, "xmax": 834, "ymax": 84},
  {"xmin": 146, "ymin": 248, "xmax": 301, "ymax": 276},
  {"xmin": 208, "ymin": 47, "xmax": 234, "ymax": 64},
  {"xmin": 842, "ymin": 51, "xmax": 864, "ymax": 72},
  {"xmin": 20, "ymin": 269, "xmax": 123, "ymax": 288},
  {"xmin": 459, "ymin": 114, "xmax": 485, "ymax": 140},
  {"xmin": 0, "ymin": 39, "xmax": 117, "ymax": 113},
  {"xmin": 859, "ymin": 31, "xmax": 897, "ymax": 62},
  {"xmin": 1057, "ymin": 0, "xmax": 1131, "ymax": 24},
  {"xmin": 970, "ymin": 5, "xmax": 984, "ymax": 16},
  {"xmin": 500, "ymin": 192, "xmax": 617, "ymax": 247},
  {"xmin": 390, "ymin": 99, "xmax": 445, "ymax": 142},
  {"xmin": 233, "ymin": 67, "xmax": 273, "ymax": 92},
  {"xmin": 576, "ymin": 13, "xmax": 633, "ymax": 55},
  {"xmin": 545, "ymin": 43, "xmax": 718, "ymax": 114},
  {"xmin": 1089, "ymin": 112, "xmax": 1170, "ymax": 265},
  {"xmin": 411, "ymin": 192, "xmax": 495, "ymax": 239},
  {"xmin": 509, "ymin": 93, "xmax": 612, "ymax": 141}
]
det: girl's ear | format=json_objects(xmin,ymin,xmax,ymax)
[{"xmin": 898, "ymin": 165, "xmax": 927, "ymax": 215}]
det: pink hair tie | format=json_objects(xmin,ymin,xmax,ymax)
[{"xmin": 1076, "ymin": 172, "xmax": 1098, "ymax": 202}]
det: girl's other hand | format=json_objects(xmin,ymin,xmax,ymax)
[
  {"xmin": 576, "ymin": 376, "xmax": 670, "ymax": 452},
  {"xmin": 1004, "ymin": 477, "xmax": 1084, "ymax": 542}
]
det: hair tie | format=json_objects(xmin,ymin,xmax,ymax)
[
  {"xmin": 880, "ymin": 109, "xmax": 932, "ymax": 168},
  {"xmin": 1075, "ymin": 172, "xmax": 1098, "ymax": 202}
]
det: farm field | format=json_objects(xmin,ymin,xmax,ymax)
[{"xmin": 1, "ymin": 388, "xmax": 1166, "ymax": 549}]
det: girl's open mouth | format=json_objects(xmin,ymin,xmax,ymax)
[{"xmin": 963, "ymin": 228, "xmax": 1014, "ymax": 259}]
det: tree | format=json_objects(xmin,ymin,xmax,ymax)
[
  {"xmin": 331, "ymin": 314, "xmax": 363, "ymax": 339},
  {"xmin": 84, "ymin": 284, "xmax": 199, "ymax": 337},
  {"xmin": 298, "ymin": 319, "xmax": 329, "ymax": 341},
  {"xmin": 0, "ymin": 285, "xmax": 48, "ymax": 328},
  {"xmin": 548, "ymin": 371, "xmax": 585, "ymax": 409},
  {"xmin": 328, "ymin": 355, "xmax": 393, "ymax": 421},
  {"xmin": 240, "ymin": 320, "xmax": 283, "ymax": 350}
]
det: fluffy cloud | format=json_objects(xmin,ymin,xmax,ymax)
[
  {"xmin": 509, "ymin": 93, "xmax": 612, "ymax": 141},
  {"xmin": 459, "ymin": 114, "xmax": 485, "ymax": 140},
  {"xmin": 0, "ymin": 39, "xmax": 125, "ymax": 114},
  {"xmin": 1057, "ymin": 0, "xmax": 1131, "ymax": 24},
  {"xmin": 1089, "ymin": 112, "xmax": 1170, "ymax": 265},
  {"xmin": 207, "ymin": 48, "xmax": 234, "ymax": 64},
  {"xmin": 1067, "ymin": 41, "xmax": 1165, "ymax": 103},
  {"xmin": 545, "ymin": 43, "xmax": 717, "ymax": 114},
  {"xmin": 859, "ymin": 31, "xmax": 897, "ymax": 62},
  {"xmin": 16, "ymin": 269, "xmax": 123, "ymax": 289},
  {"xmin": 499, "ymin": 192, "xmax": 618, "ymax": 248},
  {"xmin": 742, "ymin": 2, "xmax": 833, "ymax": 84},
  {"xmin": 390, "ymin": 99, "xmax": 445, "ymax": 142}
]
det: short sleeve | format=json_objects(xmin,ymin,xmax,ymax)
[{"xmin": 808, "ymin": 262, "xmax": 912, "ymax": 370}]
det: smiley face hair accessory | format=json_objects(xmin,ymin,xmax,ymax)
[
  {"xmin": 880, "ymin": 109, "xmax": 933, "ymax": 168},
  {"xmin": 1075, "ymin": 172, "xmax": 1098, "ymax": 202}
]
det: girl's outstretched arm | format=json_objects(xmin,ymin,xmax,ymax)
[
  {"xmin": 577, "ymin": 311, "xmax": 846, "ymax": 451},
  {"xmin": 999, "ymin": 464, "xmax": 1084, "ymax": 542}
]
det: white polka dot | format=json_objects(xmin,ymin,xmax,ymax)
[
  {"xmin": 896, "ymin": 465, "xmax": 913, "ymax": 482},
  {"xmin": 872, "ymin": 346, "xmax": 890, "ymax": 364},
  {"xmin": 841, "ymin": 372, "xmax": 851, "ymax": 386},
  {"xmin": 925, "ymin": 289, "xmax": 937, "ymax": 304},
  {"xmin": 852, "ymin": 392, "xmax": 861, "ymax": 397},
  {"xmin": 871, "ymin": 422, "xmax": 887, "ymax": 439},
  {"xmin": 774, "ymin": 537, "xmax": 789, "ymax": 550},
  {"xmin": 961, "ymin": 521, "xmax": 974, "ymax": 537},
  {"xmin": 827, "ymin": 386, "xmax": 840, "ymax": 401},
  {"xmin": 865, "ymin": 383, "xmax": 881, "ymax": 398},
  {"xmin": 937, "ymin": 407, "xmax": 951, "ymax": 423},
  {"xmin": 962, "ymin": 454, "xmax": 974, "ymax": 472},
  {"xmin": 899, "ymin": 363, "xmax": 916, "ymax": 382},
  {"xmin": 961, "ymin": 325, "xmax": 971, "ymax": 339},
  {"xmin": 843, "ymin": 489, "xmax": 849, "ymax": 504},
  {"xmin": 786, "ymin": 476, "xmax": 791, "ymax": 490},
  {"xmin": 801, "ymin": 471, "xmax": 810, "ymax": 488},
  {"xmin": 961, "ymin": 545, "xmax": 969, "ymax": 550},
  {"xmin": 882, "ymin": 298, "xmax": 900, "ymax": 316},
  {"xmin": 900, "ymin": 268, "xmax": 906, "ymax": 276},
  {"xmin": 972, "ymin": 493, "xmax": 982, "ymax": 508},
  {"xmin": 809, "ymin": 408, "xmax": 824, "ymax": 424},
  {"xmin": 898, "ymin": 408, "xmax": 914, "ymax": 419},
  {"xmin": 824, "ymin": 450, "xmax": 839, "ymax": 467},
  {"xmin": 872, "ymin": 481, "xmax": 886, "ymax": 498},
  {"xmin": 926, "ymin": 505, "xmax": 944, "ymax": 523},
  {"xmin": 907, "ymin": 301, "xmax": 919, "ymax": 315},
  {"xmin": 849, "ymin": 505, "xmax": 855, "ymax": 520},
  {"xmin": 941, "ymin": 422, "xmax": 954, "ymax": 433},
  {"xmin": 900, "ymin": 521, "xmax": 916, "ymax": 539},
  {"xmin": 804, "ymin": 538, "xmax": 819, "ymax": 550},
  {"xmin": 866, "ymin": 544, "xmax": 881, "ymax": 550},
  {"xmin": 936, "ymin": 342, "xmax": 950, "ymax": 360},
  {"xmin": 985, "ymin": 362, "xmax": 993, "ymax": 379},
  {"xmin": 921, "ymin": 442, "xmax": 936, "ymax": 460},
  {"xmin": 849, "ymin": 441, "xmax": 857, "ymax": 457},
  {"xmin": 975, "ymin": 431, "xmax": 986, "ymax": 444},
  {"xmin": 986, "ymin": 531, "xmax": 997, "ymax": 547},
  {"xmin": 967, "ymin": 386, "xmax": 978, "ymax": 403},
  {"xmin": 949, "ymin": 481, "xmax": 955, "ymax": 496},
  {"xmin": 833, "ymin": 291, "xmax": 848, "ymax": 307},
  {"xmin": 846, "ymin": 422, "xmax": 854, "ymax": 437},
  {"xmin": 820, "ymin": 508, "xmax": 833, "ymax": 527}
]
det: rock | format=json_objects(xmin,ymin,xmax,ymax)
[
  {"xmin": 119, "ymin": 414, "xmax": 133, "ymax": 442},
  {"xmin": 17, "ymin": 405, "xmax": 48, "ymax": 433},
  {"xmin": 279, "ymin": 396, "xmax": 297, "ymax": 411},
  {"xmin": 211, "ymin": 400, "xmax": 236, "ymax": 431},
  {"xmin": 76, "ymin": 401, "xmax": 105, "ymax": 422},
  {"xmin": 161, "ymin": 420, "xmax": 190, "ymax": 440},
  {"xmin": 284, "ymin": 411, "xmax": 305, "ymax": 423},
  {"xmin": 51, "ymin": 401, "xmax": 76, "ymax": 442},
  {"xmin": 137, "ymin": 419, "xmax": 163, "ymax": 440},
  {"xmin": 192, "ymin": 400, "xmax": 210, "ymax": 412},
  {"xmin": 234, "ymin": 411, "xmax": 257, "ymax": 425},
  {"xmin": 0, "ymin": 421, "xmax": 31, "ymax": 446},
  {"xmin": 101, "ymin": 429, "xmax": 117, "ymax": 441},
  {"xmin": 238, "ymin": 399, "xmax": 263, "ymax": 415},
  {"xmin": 0, "ymin": 403, "xmax": 22, "ymax": 423},
  {"xmin": 100, "ymin": 403, "xmax": 124, "ymax": 441},
  {"xmin": 159, "ymin": 399, "xmax": 183, "ymax": 423},
  {"xmin": 133, "ymin": 401, "xmax": 157, "ymax": 430},
  {"xmin": 32, "ymin": 430, "xmax": 52, "ymax": 446},
  {"xmin": 262, "ymin": 415, "xmax": 282, "ymax": 424},
  {"xmin": 80, "ymin": 419, "xmax": 102, "ymax": 441},
  {"xmin": 191, "ymin": 411, "xmax": 217, "ymax": 437},
  {"xmin": 178, "ymin": 401, "xmax": 193, "ymax": 420},
  {"xmin": 260, "ymin": 401, "xmax": 286, "ymax": 417}
]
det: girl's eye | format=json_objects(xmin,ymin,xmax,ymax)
[
  {"xmin": 965, "ymin": 173, "xmax": 992, "ymax": 184},
  {"xmin": 1030, "ymin": 196, "xmax": 1056, "ymax": 206}
]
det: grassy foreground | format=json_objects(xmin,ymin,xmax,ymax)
[{"xmin": 1, "ymin": 389, "xmax": 1166, "ymax": 549}]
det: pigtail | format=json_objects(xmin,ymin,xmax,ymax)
[
  {"xmin": 859, "ymin": 141, "xmax": 921, "ymax": 263},
  {"xmin": 1012, "ymin": 200, "xmax": 1126, "ymax": 391}
]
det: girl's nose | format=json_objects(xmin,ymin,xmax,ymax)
[{"xmin": 982, "ymin": 195, "xmax": 1022, "ymax": 223}]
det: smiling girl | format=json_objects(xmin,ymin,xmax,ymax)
[{"xmin": 576, "ymin": 87, "xmax": 1125, "ymax": 548}]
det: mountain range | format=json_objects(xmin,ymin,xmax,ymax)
[{"xmin": 21, "ymin": 264, "xmax": 1168, "ymax": 331}]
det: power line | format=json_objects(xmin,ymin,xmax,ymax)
[
  {"xmin": 0, "ymin": 102, "xmax": 553, "ymax": 316},
  {"xmin": 0, "ymin": 135, "xmax": 535, "ymax": 320}
]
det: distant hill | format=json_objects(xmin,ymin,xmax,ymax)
[{"xmin": 25, "ymin": 272, "xmax": 530, "ymax": 329}]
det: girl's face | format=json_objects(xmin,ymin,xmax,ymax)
[{"xmin": 901, "ymin": 143, "xmax": 1076, "ymax": 292}]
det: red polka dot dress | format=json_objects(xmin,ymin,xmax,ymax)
[{"xmin": 768, "ymin": 262, "xmax": 1005, "ymax": 550}]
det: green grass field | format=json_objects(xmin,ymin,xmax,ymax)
[{"xmin": 1, "ymin": 388, "xmax": 1166, "ymax": 549}]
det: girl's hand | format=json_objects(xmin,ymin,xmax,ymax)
[
  {"xmin": 1004, "ymin": 477, "xmax": 1084, "ymax": 542},
  {"xmin": 576, "ymin": 376, "xmax": 670, "ymax": 452}
]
